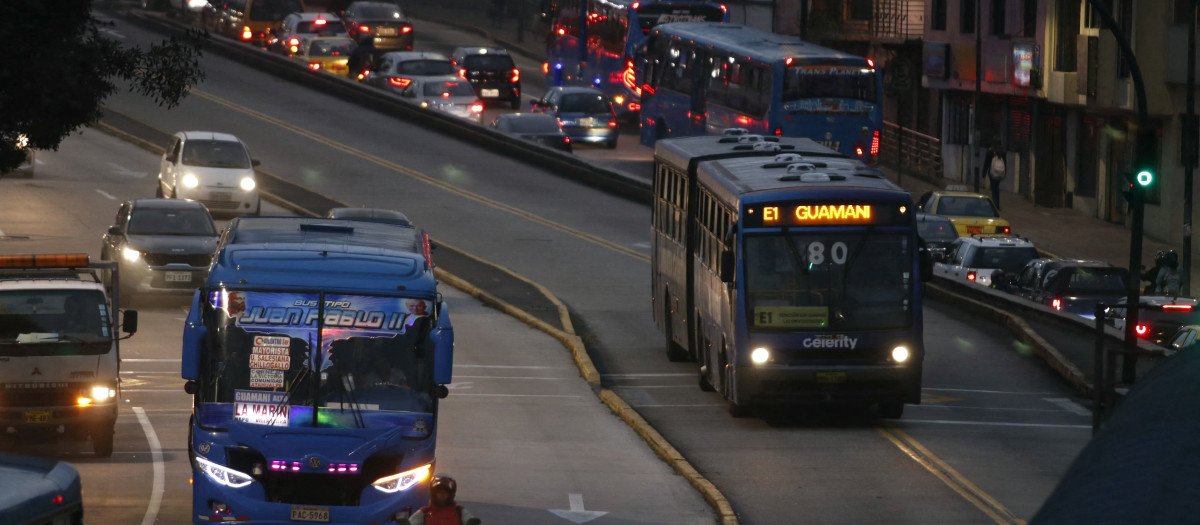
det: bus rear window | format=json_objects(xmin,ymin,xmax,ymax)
[
  {"xmin": 636, "ymin": 5, "xmax": 726, "ymax": 32},
  {"xmin": 784, "ymin": 66, "xmax": 877, "ymax": 104}
]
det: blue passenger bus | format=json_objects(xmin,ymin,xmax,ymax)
[
  {"xmin": 638, "ymin": 22, "xmax": 883, "ymax": 162},
  {"xmin": 543, "ymin": 0, "xmax": 728, "ymax": 120},
  {"xmin": 181, "ymin": 217, "xmax": 453, "ymax": 524},
  {"xmin": 652, "ymin": 134, "xmax": 926, "ymax": 417}
]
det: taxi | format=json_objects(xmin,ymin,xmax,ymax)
[
  {"xmin": 296, "ymin": 36, "xmax": 356, "ymax": 77},
  {"xmin": 915, "ymin": 187, "xmax": 1011, "ymax": 236}
]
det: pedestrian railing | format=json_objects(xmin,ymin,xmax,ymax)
[{"xmin": 880, "ymin": 121, "xmax": 943, "ymax": 181}]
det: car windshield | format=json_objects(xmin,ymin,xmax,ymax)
[
  {"xmin": 394, "ymin": 60, "xmax": 454, "ymax": 75},
  {"xmin": 297, "ymin": 20, "xmax": 346, "ymax": 35},
  {"xmin": 937, "ymin": 196, "xmax": 999, "ymax": 217},
  {"xmin": 966, "ymin": 247, "xmax": 1039, "ymax": 272},
  {"xmin": 1051, "ymin": 267, "xmax": 1128, "ymax": 294},
  {"xmin": 248, "ymin": 0, "xmax": 302, "ymax": 21},
  {"xmin": 559, "ymin": 93, "xmax": 612, "ymax": 113},
  {"xmin": 0, "ymin": 290, "xmax": 110, "ymax": 355},
  {"xmin": 744, "ymin": 232, "xmax": 912, "ymax": 331},
  {"xmin": 128, "ymin": 208, "xmax": 217, "ymax": 236},
  {"xmin": 309, "ymin": 39, "xmax": 355, "ymax": 56},
  {"xmin": 917, "ymin": 218, "xmax": 958, "ymax": 242},
  {"xmin": 505, "ymin": 116, "xmax": 561, "ymax": 133},
  {"xmin": 463, "ymin": 54, "xmax": 514, "ymax": 70},
  {"xmin": 194, "ymin": 291, "xmax": 437, "ymax": 433},
  {"xmin": 422, "ymin": 81, "xmax": 475, "ymax": 97},
  {"xmin": 181, "ymin": 140, "xmax": 251, "ymax": 169}
]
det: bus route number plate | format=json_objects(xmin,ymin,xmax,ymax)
[
  {"xmin": 24, "ymin": 410, "xmax": 51, "ymax": 423},
  {"xmin": 816, "ymin": 371, "xmax": 847, "ymax": 384},
  {"xmin": 290, "ymin": 506, "xmax": 330, "ymax": 522}
]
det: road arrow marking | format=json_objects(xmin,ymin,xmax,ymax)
[{"xmin": 548, "ymin": 493, "xmax": 606, "ymax": 524}]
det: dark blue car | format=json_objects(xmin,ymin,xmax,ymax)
[{"xmin": 531, "ymin": 86, "xmax": 619, "ymax": 149}]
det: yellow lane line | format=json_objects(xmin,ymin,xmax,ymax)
[
  {"xmin": 877, "ymin": 425, "xmax": 1027, "ymax": 525},
  {"xmin": 191, "ymin": 89, "xmax": 649, "ymax": 262}
]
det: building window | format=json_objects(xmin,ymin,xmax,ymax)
[
  {"xmin": 1022, "ymin": 0, "xmax": 1036, "ymax": 36},
  {"xmin": 991, "ymin": 0, "xmax": 1006, "ymax": 35},
  {"xmin": 933, "ymin": 0, "xmax": 947, "ymax": 30},
  {"xmin": 1055, "ymin": 0, "xmax": 1080, "ymax": 72},
  {"xmin": 961, "ymin": 0, "xmax": 977, "ymax": 34}
]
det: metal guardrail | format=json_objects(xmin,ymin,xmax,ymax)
[{"xmin": 881, "ymin": 121, "xmax": 943, "ymax": 181}]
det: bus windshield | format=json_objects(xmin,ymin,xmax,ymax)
[
  {"xmin": 744, "ymin": 232, "xmax": 911, "ymax": 331},
  {"xmin": 783, "ymin": 65, "xmax": 878, "ymax": 104},
  {"xmin": 635, "ymin": 4, "xmax": 726, "ymax": 33},
  {"xmin": 195, "ymin": 291, "xmax": 435, "ymax": 432}
]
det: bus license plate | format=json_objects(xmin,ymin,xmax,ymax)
[
  {"xmin": 24, "ymin": 410, "xmax": 51, "ymax": 423},
  {"xmin": 481, "ymin": 89, "xmax": 500, "ymax": 97},
  {"xmin": 816, "ymin": 371, "xmax": 847, "ymax": 384},
  {"xmin": 290, "ymin": 506, "xmax": 329, "ymax": 522},
  {"xmin": 165, "ymin": 271, "xmax": 192, "ymax": 283}
]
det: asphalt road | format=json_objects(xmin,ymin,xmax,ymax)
[{"xmin": 1, "ymin": 10, "xmax": 1102, "ymax": 525}]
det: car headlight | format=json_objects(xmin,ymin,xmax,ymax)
[
  {"xmin": 239, "ymin": 177, "xmax": 256, "ymax": 191},
  {"xmin": 196, "ymin": 456, "xmax": 255, "ymax": 488},
  {"xmin": 750, "ymin": 347, "xmax": 770, "ymax": 364},
  {"xmin": 892, "ymin": 346, "xmax": 910, "ymax": 363},
  {"xmin": 91, "ymin": 385, "xmax": 117, "ymax": 401},
  {"xmin": 122, "ymin": 246, "xmax": 142, "ymax": 262},
  {"xmin": 182, "ymin": 173, "xmax": 200, "ymax": 188},
  {"xmin": 371, "ymin": 463, "xmax": 431, "ymax": 494}
]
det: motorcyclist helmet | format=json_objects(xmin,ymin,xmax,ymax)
[{"xmin": 430, "ymin": 474, "xmax": 457, "ymax": 501}]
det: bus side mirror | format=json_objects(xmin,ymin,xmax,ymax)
[
  {"xmin": 122, "ymin": 310, "xmax": 138, "ymax": 334},
  {"xmin": 720, "ymin": 249, "xmax": 735, "ymax": 282},
  {"xmin": 430, "ymin": 301, "xmax": 454, "ymax": 385},
  {"xmin": 182, "ymin": 290, "xmax": 207, "ymax": 381},
  {"xmin": 919, "ymin": 248, "xmax": 933, "ymax": 283}
]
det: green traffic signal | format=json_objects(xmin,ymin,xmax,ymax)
[{"xmin": 1135, "ymin": 169, "xmax": 1154, "ymax": 187}]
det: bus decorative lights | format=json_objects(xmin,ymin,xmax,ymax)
[
  {"xmin": 622, "ymin": 60, "xmax": 638, "ymax": 91},
  {"xmin": 867, "ymin": 58, "xmax": 875, "ymax": 68},
  {"xmin": 632, "ymin": 1, "xmax": 640, "ymax": 8},
  {"xmin": 1135, "ymin": 324, "xmax": 1149, "ymax": 336},
  {"xmin": 309, "ymin": 62, "xmax": 321, "ymax": 70},
  {"xmin": 785, "ymin": 57, "xmax": 793, "ymax": 66},
  {"xmin": 870, "ymin": 130, "xmax": 880, "ymax": 156},
  {"xmin": 389, "ymin": 77, "xmax": 411, "ymax": 87},
  {"xmin": 1163, "ymin": 304, "xmax": 1194, "ymax": 311},
  {"xmin": 1051, "ymin": 298, "xmax": 1062, "ymax": 310},
  {"xmin": 720, "ymin": 4, "xmax": 728, "ymax": 12},
  {"xmin": 628, "ymin": 102, "xmax": 641, "ymax": 111}
]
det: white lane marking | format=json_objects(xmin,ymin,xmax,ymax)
[
  {"xmin": 1044, "ymin": 397, "xmax": 1092, "ymax": 416},
  {"xmin": 133, "ymin": 407, "xmax": 165, "ymax": 525},
  {"xmin": 602, "ymin": 373, "xmax": 693, "ymax": 378},
  {"xmin": 455, "ymin": 364, "xmax": 555, "ymax": 369},
  {"xmin": 95, "ymin": 189, "xmax": 118, "ymax": 200},
  {"xmin": 912, "ymin": 404, "xmax": 1074, "ymax": 413},
  {"xmin": 549, "ymin": 493, "xmax": 608, "ymax": 523},
  {"xmin": 900, "ymin": 419, "xmax": 1091, "ymax": 429},
  {"xmin": 453, "ymin": 375, "xmax": 570, "ymax": 380},
  {"xmin": 923, "ymin": 387, "xmax": 1058, "ymax": 395},
  {"xmin": 124, "ymin": 358, "xmax": 182, "ymax": 362},
  {"xmin": 451, "ymin": 393, "xmax": 584, "ymax": 398}
]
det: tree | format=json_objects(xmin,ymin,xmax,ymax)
[{"xmin": 0, "ymin": 0, "xmax": 207, "ymax": 175}]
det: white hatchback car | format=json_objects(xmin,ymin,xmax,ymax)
[{"xmin": 157, "ymin": 131, "xmax": 261, "ymax": 216}]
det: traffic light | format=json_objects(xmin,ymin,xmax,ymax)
[
  {"xmin": 1135, "ymin": 167, "xmax": 1154, "ymax": 188},
  {"xmin": 1133, "ymin": 127, "xmax": 1159, "ymax": 192}
]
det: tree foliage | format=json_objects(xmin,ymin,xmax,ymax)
[{"xmin": 0, "ymin": 0, "xmax": 207, "ymax": 174}]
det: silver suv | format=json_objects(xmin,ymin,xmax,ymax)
[{"xmin": 934, "ymin": 235, "xmax": 1039, "ymax": 288}]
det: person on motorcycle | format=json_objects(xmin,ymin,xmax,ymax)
[{"xmin": 404, "ymin": 474, "xmax": 480, "ymax": 525}]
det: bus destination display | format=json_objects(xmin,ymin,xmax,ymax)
[{"xmin": 744, "ymin": 202, "xmax": 908, "ymax": 228}]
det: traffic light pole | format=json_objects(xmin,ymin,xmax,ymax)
[{"xmin": 1086, "ymin": 0, "xmax": 1148, "ymax": 385}]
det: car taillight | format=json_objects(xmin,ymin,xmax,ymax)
[
  {"xmin": 1001, "ymin": 227, "xmax": 1011, "ymax": 234},
  {"xmin": 470, "ymin": 103, "xmax": 484, "ymax": 113},
  {"xmin": 308, "ymin": 62, "xmax": 321, "ymax": 70},
  {"xmin": 773, "ymin": 127, "xmax": 782, "ymax": 136},
  {"xmin": 510, "ymin": 68, "xmax": 520, "ymax": 83},
  {"xmin": 289, "ymin": 37, "xmax": 299, "ymax": 46},
  {"xmin": 458, "ymin": 68, "xmax": 467, "ymax": 80},
  {"xmin": 1135, "ymin": 324, "xmax": 1149, "ymax": 336},
  {"xmin": 608, "ymin": 120, "xmax": 617, "ymax": 127},
  {"xmin": 1051, "ymin": 298, "xmax": 1062, "ymax": 310},
  {"xmin": 242, "ymin": 28, "xmax": 252, "ymax": 40},
  {"xmin": 359, "ymin": 24, "xmax": 369, "ymax": 33},
  {"xmin": 314, "ymin": 18, "xmax": 327, "ymax": 25},
  {"xmin": 389, "ymin": 77, "xmax": 411, "ymax": 87},
  {"xmin": 967, "ymin": 271, "xmax": 976, "ymax": 281},
  {"xmin": 563, "ymin": 136, "xmax": 571, "ymax": 143},
  {"xmin": 402, "ymin": 26, "xmax": 412, "ymax": 33}
]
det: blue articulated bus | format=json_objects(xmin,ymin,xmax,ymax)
[
  {"xmin": 181, "ymin": 217, "xmax": 453, "ymax": 524},
  {"xmin": 543, "ymin": 0, "xmax": 728, "ymax": 120},
  {"xmin": 652, "ymin": 133, "xmax": 927, "ymax": 417},
  {"xmin": 638, "ymin": 22, "xmax": 883, "ymax": 162}
]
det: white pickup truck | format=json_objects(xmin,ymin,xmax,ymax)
[{"xmin": 0, "ymin": 254, "xmax": 137, "ymax": 457}]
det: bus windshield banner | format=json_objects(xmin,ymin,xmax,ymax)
[{"xmin": 744, "ymin": 202, "xmax": 909, "ymax": 228}]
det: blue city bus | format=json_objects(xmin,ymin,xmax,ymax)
[
  {"xmin": 652, "ymin": 134, "xmax": 927, "ymax": 417},
  {"xmin": 638, "ymin": 22, "xmax": 883, "ymax": 163},
  {"xmin": 543, "ymin": 0, "xmax": 728, "ymax": 120},
  {"xmin": 181, "ymin": 217, "xmax": 453, "ymax": 524}
]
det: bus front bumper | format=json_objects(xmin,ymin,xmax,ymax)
[
  {"xmin": 192, "ymin": 471, "xmax": 427, "ymax": 525},
  {"xmin": 735, "ymin": 364, "xmax": 922, "ymax": 406}
]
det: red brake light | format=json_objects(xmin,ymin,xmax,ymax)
[
  {"xmin": 359, "ymin": 24, "xmax": 369, "ymax": 33},
  {"xmin": 867, "ymin": 58, "xmax": 875, "ymax": 68},
  {"xmin": 870, "ymin": 129, "xmax": 880, "ymax": 156},
  {"xmin": 1163, "ymin": 304, "xmax": 1194, "ymax": 311},
  {"xmin": 308, "ymin": 62, "xmax": 321, "ymax": 70},
  {"xmin": 470, "ymin": 103, "xmax": 484, "ymax": 113},
  {"xmin": 52, "ymin": 495, "xmax": 64, "ymax": 505},
  {"xmin": 458, "ymin": 68, "xmax": 467, "ymax": 80},
  {"xmin": 242, "ymin": 29, "xmax": 253, "ymax": 40},
  {"xmin": 1002, "ymin": 227, "xmax": 1011, "ymax": 234},
  {"xmin": 785, "ymin": 57, "xmax": 793, "ymax": 66},
  {"xmin": 314, "ymin": 18, "xmax": 327, "ymax": 25},
  {"xmin": 564, "ymin": 136, "xmax": 571, "ymax": 143},
  {"xmin": 855, "ymin": 146, "xmax": 865, "ymax": 156},
  {"xmin": 401, "ymin": 26, "xmax": 412, "ymax": 33},
  {"xmin": 608, "ymin": 120, "xmax": 617, "ymax": 127},
  {"xmin": 511, "ymin": 68, "xmax": 520, "ymax": 83},
  {"xmin": 389, "ymin": 77, "xmax": 411, "ymax": 87},
  {"xmin": 1135, "ymin": 324, "xmax": 1149, "ymax": 336},
  {"xmin": 632, "ymin": 1, "xmax": 640, "ymax": 8},
  {"xmin": 289, "ymin": 37, "xmax": 299, "ymax": 46},
  {"xmin": 967, "ymin": 271, "xmax": 976, "ymax": 281},
  {"xmin": 773, "ymin": 127, "xmax": 782, "ymax": 136},
  {"xmin": 441, "ymin": 91, "xmax": 451, "ymax": 98},
  {"xmin": 1051, "ymin": 298, "xmax": 1062, "ymax": 310},
  {"xmin": 542, "ymin": 62, "xmax": 549, "ymax": 74},
  {"xmin": 558, "ymin": 28, "xmax": 566, "ymax": 35}
]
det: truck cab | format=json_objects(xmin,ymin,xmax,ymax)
[{"xmin": 0, "ymin": 254, "xmax": 138, "ymax": 457}]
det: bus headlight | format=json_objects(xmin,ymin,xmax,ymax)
[
  {"xmin": 239, "ymin": 177, "xmax": 256, "ymax": 191},
  {"xmin": 371, "ymin": 463, "xmax": 431, "ymax": 493},
  {"xmin": 91, "ymin": 386, "xmax": 117, "ymax": 401},
  {"xmin": 122, "ymin": 246, "xmax": 142, "ymax": 262},
  {"xmin": 750, "ymin": 347, "xmax": 770, "ymax": 365},
  {"xmin": 182, "ymin": 173, "xmax": 200, "ymax": 188},
  {"xmin": 891, "ymin": 346, "xmax": 910, "ymax": 363},
  {"xmin": 196, "ymin": 456, "xmax": 255, "ymax": 488}
]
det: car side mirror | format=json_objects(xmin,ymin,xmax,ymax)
[
  {"xmin": 122, "ymin": 310, "xmax": 139, "ymax": 334},
  {"xmin": 108, "ymin": 225, "xmax": 122, "ymax": 236},
  {"xmin": 184, "ymin": 380, "xmax": 197, "ymax": 395},
  {"xmin": 435, "ymin": 385, "xmax": 449, "ymax": 399}
]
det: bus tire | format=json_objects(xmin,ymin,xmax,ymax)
[
  {"xmin": 878, "ymin": 401, "xmax": 904, "ymax": 419},
  {"xmin": 92, "ymin": 423, "xmax": 115, "ymax": 458}
]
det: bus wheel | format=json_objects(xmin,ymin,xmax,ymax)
[
  {"xmin": 92, "ymin": 423, "xmax": 115, "ymax": 458},
  {"xmin": 878, "ymin": 401, "xmax": 904, "ymax": 419}
]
